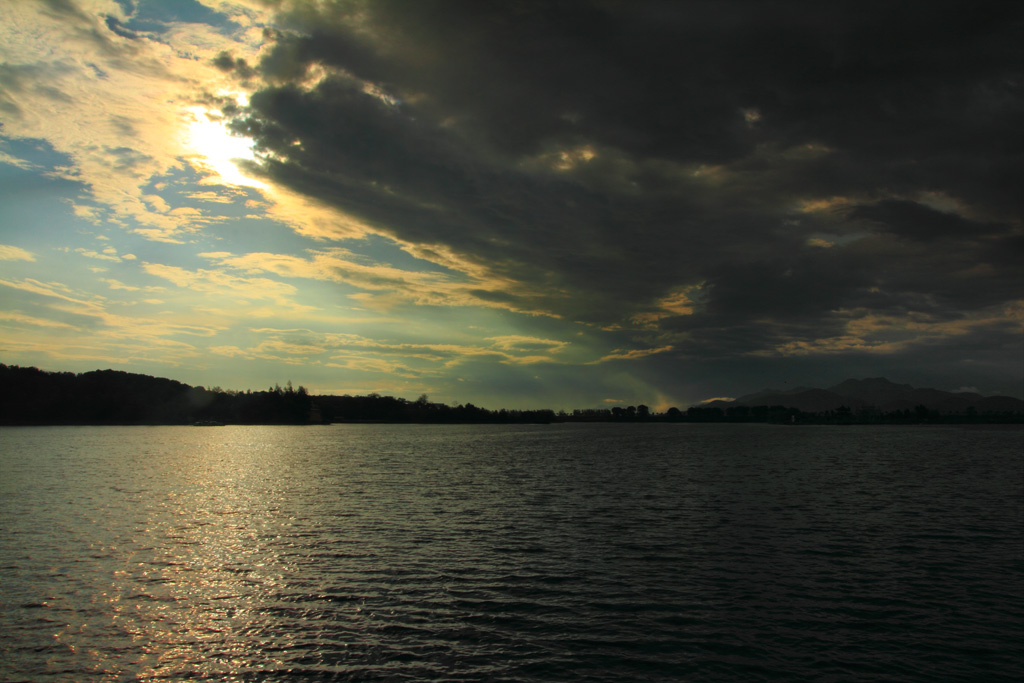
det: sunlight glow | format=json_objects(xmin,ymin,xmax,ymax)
[{"xmin": 185, "ymin": 107, "xmax": 267, "ymax": 189}]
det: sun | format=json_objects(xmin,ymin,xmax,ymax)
[{"xmin": 184, "ymin": 104, "xmax": 266, "ymax": 189}]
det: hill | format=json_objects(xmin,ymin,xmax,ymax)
[
  {"xmin": 0, "ymin": 364, "xmax": 554, "ymax": 425},
  {"xmin": 702, "ymin": 377, "xmax": 1023, "ymax": 415}
]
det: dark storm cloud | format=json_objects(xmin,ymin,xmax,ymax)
[
  {"xmin": 212, "ymin": 51, "xmax": 257, "ymax": 80},
  {"xmin": 232, "ymin": 1, "xmax": 1023, "ymax": 368},
  {"xmin": 255, "ymin": 2, "xmax": 1022, "ymax": 192}
]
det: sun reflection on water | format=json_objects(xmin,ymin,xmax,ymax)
[
  {"xmin": 5, "ymin": 425, "xmax": 1024, "ymax": 681},
  {"xmin": 91, "ymin": 428, "xmax": 302, "ymax": 679}
]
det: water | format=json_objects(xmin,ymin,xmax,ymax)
[{"xmin": 1, "ymin": 423, "xmax": 1021, "ymax": 681}]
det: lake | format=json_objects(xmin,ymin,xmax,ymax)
[{"xmin": 1, "ymin": 424, "xmax": 1021, "ymax": 681}]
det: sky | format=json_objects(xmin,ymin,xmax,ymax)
[{"xmin": 1, "ymin": 0, "xmax": 1022, "ymax": 410}]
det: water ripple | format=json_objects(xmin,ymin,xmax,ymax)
[{"xmin": 1, "ymin": 424, "xmax": 1022, "ymax": 681}]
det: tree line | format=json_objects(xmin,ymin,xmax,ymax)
[
  {"xmin": 0, "ymin": 365, "xmax": 555, "ymax": 425},
  {"xmin": 1, "ymin": 364, "xmax": 1019, "ymax": 426}
]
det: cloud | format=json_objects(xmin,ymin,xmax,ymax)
[
  {"xmin": 198, "ymin": 248, "xmax": 555, "ymax": 315},
  {"xmin": 220, "ymin": 1, "xmax": 1022, "ymax": 349},
  {"xmin": 0, "ymin": 277, "xmax": 98, "ymax": 307},
  {"xmin": 2, "ymin": 1, "xmax": 1021, "ymax": 404},
  {"xmin": 0, "ymin": 245, "xmax": 36, "ymax": 261},
  {"xmin": 0, "ymin": 149, "xmax": 38, "ymax": 169},
  {"xmin": 206, "ymin": 326, "xmax": 572, "ymax": 377},
  {"xmin": 748, "ymin": 302, "xmax": 1024, "ymax": 358},
  {"xmin": 595, "ymin": 345, "xmax": 675, "ymax": 363},
  {"xmin": 485, "ymin": 335, "xmax": 569, "ymax": 353},
  {"xmin": 0, "ymin": 310, "xmax": 75, "ymax": 329},
  {"xmin": 75, "ymin": 246, "xmax": 135, "ymax": 262},
  {"xmin": 0, "ymin": 0, "xmax": 290, "ymax": 242},
  {"xmin": 99, "ymin": 278, "xmax": 139, "ymax": 291},
  {"xmin": 142, "ymin": 262, "xmax": 306, "ymax": 310},
  {"xmin": 0, "ymin": 274, "xmax": 225, "ymax": 369}
]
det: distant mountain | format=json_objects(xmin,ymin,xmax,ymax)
[
  {"xmin": 703, "ymin": 377, "xmax": 1023, "ymax": 414},
  {"xmin": 828, "ymin": 378, "xmax": 915, "ymax": 405}
]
